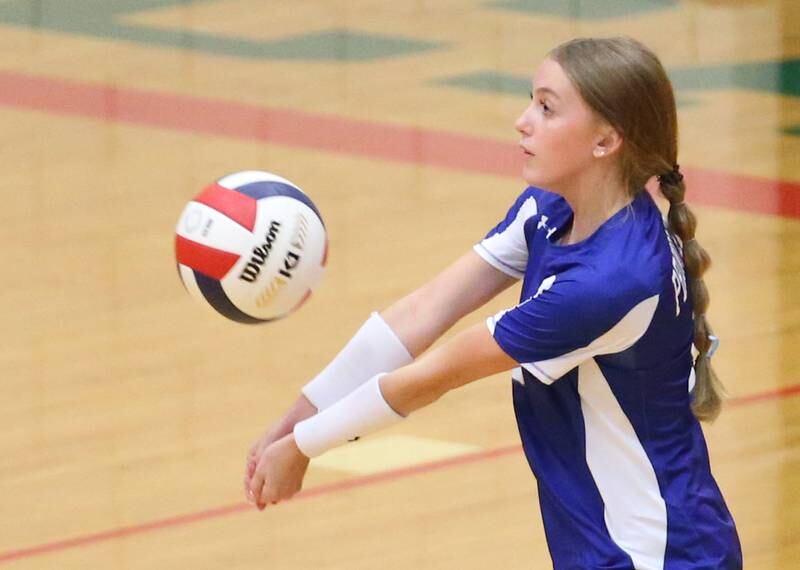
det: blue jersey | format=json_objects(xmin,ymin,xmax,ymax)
[{"xmin": 475, "ymin": 187, "xmax": 741, "ymax": 570}]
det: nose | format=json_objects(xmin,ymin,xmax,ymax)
[{"xmin": 515, "ymin": 103, "xmax": 534, "ymax": 136}]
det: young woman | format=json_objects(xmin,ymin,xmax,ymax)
[{"xmin": 244, "ymin": 37, "xmax": 742, "ymax": 569}]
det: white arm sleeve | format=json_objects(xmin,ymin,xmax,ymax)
[
  {"xmin": 301, "ymin": 312, "xmax": 413, "ymax": 410},
  {"xmin": 295, "ymin": 373, "xmax": 404, "ymax": 458}
]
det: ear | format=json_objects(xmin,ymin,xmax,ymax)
[{"xmin": 592, "ymin": 126, "xmax": 623, "ymax": 159}]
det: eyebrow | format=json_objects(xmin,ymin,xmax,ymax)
[{"xmin": 533, "ymin": 87, "xmax": 560, "ymax": 100}]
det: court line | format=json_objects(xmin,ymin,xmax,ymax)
[
  {"xmin": 0, "ymin": 445, "xmax": 521, "ymax": 564},
  {"xmin": 0, "ymin": 383, "xmax": 797, "ymax": 565},
  {"xmin": 0, "ymin": 70, "xmax": 798, "ymax": 219},
  {"xmin": 727, "ymin": 383, "xmax": 800, "ymax": 406}
]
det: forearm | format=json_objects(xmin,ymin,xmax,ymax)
[
  {"xmin": 381, "ymin": 322, "xmax": 517, "ymax": 416},
  {"xmin": 271, "ymin": 394, "xmax": 317, "ymax": 437},
  {"xmin": 302, "ymin": 251, "xmax": 515, "ymax": 411},
  {"xmin": 293, "ymin": 321, "xmax": 517, "ymax": 458},
  {"xmin": 380, "ymin": 287, "xmax": 456, "ymax": 358},
  {"xmin": 381, "ymin": 251, "xmax": 517, "ymax": 357}
]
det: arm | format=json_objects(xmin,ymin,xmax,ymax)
[
  {"xmin": 292, "ymin": 322, "xmax": 517, "ymax": 459},
  {"xmin": 381, "ymin": 249, "xmax": 517, "ymax": 357},
  {"xmin": 381, "ymin": 321, "xmax": 516, "ymax": 415},
  {"xmin": 274, "ymin": 250, "xmax": 515, "ymax": 424},
  {"xmin": 245, "ymin": 251, "xmax": 516, "ymax": 500},
  {"xmin": 250, "ymin": 321, "xmax": 517, "ymax": 506}
]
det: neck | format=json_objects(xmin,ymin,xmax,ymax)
[{"xmin": 551, "ymin": 168, "xmax": 631, "ymax": 245}]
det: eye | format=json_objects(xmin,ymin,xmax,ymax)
[
  {"xmin": 539, "ymin": 99, "xmax": 552, "ymax": 115},
  {"xmin": 529, "ymin": 90, "xmax": 534, "ymax": 100}
]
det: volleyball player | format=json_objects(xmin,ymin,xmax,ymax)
[{"xmin": 244, "ymin": 37, "xmax": 742, "ymax": 569}]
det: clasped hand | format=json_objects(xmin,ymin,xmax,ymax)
[{"xmin": 244, "ymin": 432, "xmax": 310, "ymax": 510}]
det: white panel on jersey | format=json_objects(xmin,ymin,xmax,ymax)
[
  {"xmin": 217, "ymin": 170, "xmax": 302, "ymax": 191},
  {"xmin": 521, "ymin": 295, "xmax": 660, "ymax": 385},
  {"xmin": 474, "ymin": 196, "xmax": 538, "ymax": 279},
  {"xmin": 485, "ymin": 309, "xmax": 509, "ymax": 335},
  {"xmin": 688, "ymin": 344, "xmax": 699, "ymax": 392},
  {"xmin": 487, "ymin": 314, "xmax": 525, "ymax": 385},
  {"xmin": 578, "ymin": 358, "xmax": 667, "ymax": 570},
  {"xmin": 175, "ymin": 201, "xmax": 252, "ymax": 254}
]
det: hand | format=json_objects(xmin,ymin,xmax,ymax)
[
  {"xmin": 244, "ymin": 424, "xmax": 283, "ymax": 499},
  {"xmin": 244, "ymin": 395, "xmax": 316, "ymax": 502},
  {"xmin": 248, "ymin": 434, "xmax": 310, "ymax": 510}
]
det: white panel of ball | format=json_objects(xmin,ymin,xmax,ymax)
[
  {"xmin": 221, "ymin": 196, "xmax": 326, "ymax": 320},
  {"xmin": 176, "ymin": 201, "xmax": 253, "ymax": 254}
]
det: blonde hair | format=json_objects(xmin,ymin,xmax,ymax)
[{"xmin": 549, "ymin": 37, "xmax": 724, "ymax": 421}]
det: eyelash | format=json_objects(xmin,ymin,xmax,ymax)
[{"xmin": 529, "ymin": 92, "xmax": 552, "ymax": 115}]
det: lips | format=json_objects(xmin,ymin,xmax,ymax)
[{"xmin": 519, "ymin": 143, "xmax": 535, "ymax": 157}]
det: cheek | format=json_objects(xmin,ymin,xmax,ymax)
[
  {"xmin": 523, "ymin": 121, "xmax": 593, "ymax": 185},
  {"xmin": 537, "ymin": 123, "xmax": 577, "ymax": 160},
  {"xmin": 542, "ymin": 120, "xmax": 592, "ymax": 163}
]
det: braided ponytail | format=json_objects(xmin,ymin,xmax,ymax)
[
  {"xmin": 550, "ymin": 37, "xmax": 727, "ymax": 421},
  {"xmin": 658, "ymin": 166, "xmax": 725, "ymax": 421}
]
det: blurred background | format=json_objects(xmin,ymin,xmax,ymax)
[{"xmin": 0, "ymin": 1, "xmax": 798, "ymax": 568}]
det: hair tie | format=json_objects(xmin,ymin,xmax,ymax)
[
  {"xmin": 704, "ymin": 334, "xmax": 720, "ymax": 359},
  {"xmin": 658, "ymin": 164, "xmax": 683, "ymax": 186}
]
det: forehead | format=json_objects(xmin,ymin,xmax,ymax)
[{"xmin": 532, "ymin": 58, "xmax": 577, "ymax": 100}]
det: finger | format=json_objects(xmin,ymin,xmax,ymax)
[
  {"xmin": 244, "ymin": 475, "xmax": 256, "ymax": 503},
  {"xmin": 258, "ymin": 479, "xmax": 278, "ymax": 509},
  {"xmin": 249, "ymin": 471, "xmax": 266, "ymax": 508},
  {"xmin": 257, "ymin": 496, "xmax": 273, "ymax": 510},
  {"xmin": 244, "ymin": 456, "xmax": 259, "ymax": 500},
  {"xmin": 246, "ymin": 456, "xmax": 257, "ymax": 478},
  {"xmin": 257, "ymin": 482, "xmax": 271, "ymax": 509}
]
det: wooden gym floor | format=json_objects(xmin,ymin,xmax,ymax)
[{"xmin": 0, "ymin": 1, "xmax": 798, "ymax": 568}]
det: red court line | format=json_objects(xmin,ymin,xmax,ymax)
[
  {"xmin": 0, "ymin": 444, "xmax": 521, "ymax": 564},
  {"xmin": 0, "ymin": 383, "xmax": 797, "ymax": 565},
  {"xmin": 728, "ymin": 383, "xmax": 800, "ymax": 406},
  {"xmin": 0, "ymin": 70, "xmax": 798, "ymax": 219}
]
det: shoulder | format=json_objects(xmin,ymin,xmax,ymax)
[
  {"xmin": 498, "ymin": 264, "xmax": 661, "ymax": 364},
  {"xmin": 546, "ymin": 269, "xmax": 660, "ymax": 353},
  {"xmin": 505, "ymin": 186, "xmax": 566, "ymax": 218},
  {"xmin": 519, "ymin": 186, "xmax": 567, "ymax": 215},
  {"xmin": 550, "ymin": 243, "xmax": 664, "ymax": 327},
  {"xmin": 482, "ymin": 186, "xmax": 563, "ymax": 244}
]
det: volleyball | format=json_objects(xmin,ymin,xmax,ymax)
[{"xmin": 174, "ymin": 170, "xmax": 328, "ymax": 323}]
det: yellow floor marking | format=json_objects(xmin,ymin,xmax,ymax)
[{"xmin": 311, "ymin": 435, "xmax": 482, "ymax": 475}]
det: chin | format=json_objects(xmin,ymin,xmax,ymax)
[
  {"xmin": 522, "ymin": 168, "xmax": 564, "ymax": 194},
  {"xmin": 521, "ymin": 166, "xmax": 536, "ymax": 185},
  {"xmin": 521, "ymin": 168, "xmax": 548, "ymax": 189}
]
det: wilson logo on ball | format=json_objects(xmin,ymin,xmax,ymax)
[{"xmin": 239, "ymin": 220, "xmax": 282, "ymax": 283}]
